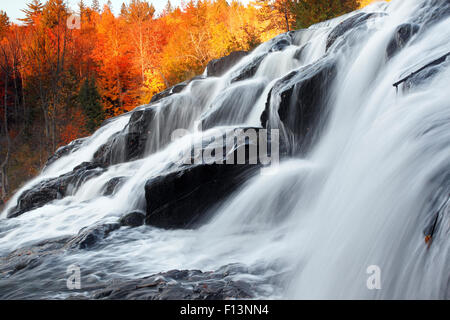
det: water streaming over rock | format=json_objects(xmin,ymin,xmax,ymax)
[{"xmin": 0, "ymin": 0, "xmax": 449, "ymax": 299}]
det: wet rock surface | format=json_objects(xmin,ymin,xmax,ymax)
[
  {"xmin": 0, "ymin": 236, "xmax": 260, "ymax": 300},
  {"xmin": 119, "ymin": 211, "xmax": 146, "ymax": 227},
  {"xmin": 7, "ymin": 162, "xmax": 106, "ymax": 218},
  {"xmin": 207, "ymin": 51, "xmax": 248, "ymax": 77},
  {"xmin": 94, "ymin": 108, "xmax": 157, "ymax": 166},
  {"xmin": 230, "ymin": 54, "xmax": 266, "ymax": 83},
  {"xmin": 394, "ymin": 52, "xmax": 450, "ymax": 92},
  {"xmin": 90, "ymin": 264, "xmax": 255, "ymax": 300},
  {"xmin": 44, "ymin": 138, "xmax": 87, "ymax": 169},
  {"xmin": 67, "ymin": 223, "xmax": 121, "ymax": 250},
  {"xmin": 144, "ymin": 127, "xmax": 273, "ymax": 229},
  {"xmin": 145, "ymin": 163, "xmax": 255, "ymax": 229},
  {"xmin": 386, "ymin": 23, "xmax": 420, "ymax": 59},
  {"xmin": 149, "ymin": 75, "xmax": 205, "ymax": 104},
  {"xmin": 201, "ymin": 80, "xmax": 266, "ymax": 130},
  {"xmin": 326, "ymin": 12, "xmax": 380, "ymax": 51},
  {"xmin": 102, "ymin": 176, "xmax": 127, "ymax": 196},
  {"xmin": 261, "ymin": 57, "xmax": 337, "ymax": 155},
  {"xmin": 0, "ymin": 236, "xmax": 71, "ymax": 278}
]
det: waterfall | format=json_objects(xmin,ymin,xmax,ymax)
[{"xmin": 0, "ymin": 0, "xmax": 448, "ymax": 299}]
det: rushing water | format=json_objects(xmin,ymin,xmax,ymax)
[{"xmin": 1, "ymin": 0, "xmax": 449, "ymax": 299}]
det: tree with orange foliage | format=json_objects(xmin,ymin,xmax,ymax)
[{"xmin": 93, "ymin": 5, "xmax": 139, "ymax": 116}]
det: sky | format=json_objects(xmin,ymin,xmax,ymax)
[{"xmin": 1, "ymin": 0, "xmax": 251, "ymax": 24}]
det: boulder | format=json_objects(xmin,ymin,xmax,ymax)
[
  {"xmin": 119, "ymin": 211, "xmax": 146, "ymax": 227},
  {"xmin": 44, "ymin": 138, "xmax": 86, "ymax": 169},
  {"xmin": 326, "ymin": 12, "xmax": 381, "ymax": 51},
  {"xmin": 91, "ymin": 264, "xmax": 255, "ymax": 300},
  {"xmin": 144, "ymin": 128, "xmax": 275, "ymax": 229},
  {"xmin": 206, "ymin": 51, "xmax": 248, "ymax": 77},
  {"xmin": 7, "ymin": 162, "xmax": 106, "ymax": 218},
  {"xmin": 149, "ymin": 75, "xmax": 204, "ymax": 104},
  {"xmin": 150, "ymin": 82, "xmax": 187, "ymax": 104},
  {"xmin": 67, "ymin": 223, "xmax": 120, "ymax": 250},
  {"xmin": 230, "ymin": 54, "xmax": 266, "ymax": 83},
  {"xmin": 0, "ymin": 236, "xmax": 71, "ymax": 277},
  {"xmin": 386, "ymin": 23, "xmax": 420, "ymax": 59},
  {"xmin": 94, "ymin": 107, "xmax": 157, "ymax": 166},
  {"xmin": 145, "ymin": 164, "xmax": 254, "ymax": 229},
  {"xmin": 102, "ymin": 176, "xmax": 126, "ymax": 196},
  {"xmin": 261, "ymin": 57, "xmax": 337, "ymax": 155},
  {"xmin": 201, "ymin": 80, "xmax": 266, "ymax": 130},
  {"xmin": 269, "ymin": 37, "xmax": 291, "ymax": 52},
  {"xmin": 228, "ymin": 34, "xmax": 293, "ymax": 83}
]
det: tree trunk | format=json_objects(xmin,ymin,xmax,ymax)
[{"xmin": 1, "ymin": 72, "xmax": 11, "ymax": 202}]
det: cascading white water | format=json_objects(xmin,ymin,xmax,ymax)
[{"xmin": 0, "ymin": 0, "xmax": 448, "ymax": 299}]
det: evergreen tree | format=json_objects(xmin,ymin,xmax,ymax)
[
  {"xmin": 19, "ymin": 0, "xmax": 44, "ymax": 25},
  {"xmin": 120, "ymin": 2, "xmax": 128, "ymax": 16},
  {"xmin": 42, "ymin": 0, "xmax": 68, "ymax": 28},
  {"xmin": 106, "ymin": 0, "xmax": 113, "ymax": 11},
  {"xmin": 91, "ymin": 0, "xmax": 100, "ymax": 12},
  {"xmin": 164, "ymin": 0, "xmax": 173, "ymax": 14},
  {"xmin": 78, "ymin": 0, "xmax": 87, "ymax": 16},
  {"xmin": 78, "ymin": 78, "xmax": 105, "ymax": 132},
  {"xmin": 0, "ymin": 11, "xmax": 9, "ymax": 36}
]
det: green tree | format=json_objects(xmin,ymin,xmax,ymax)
[
  {"xmin": 290, "ymin": 0, "xmax": 360, "ymax": 29},
  {"xmin": 79, "ymin": 78, "xmax": 105, "ymax": 132},
  {"xmin": 0, "ymin": 11, "xmax": 9, "ymax": 36}
]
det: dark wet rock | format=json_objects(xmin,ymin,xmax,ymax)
[
  {"xmin": 92, "ymin": 132, "xmax": 122, "ymax": 166},
  {"xmin": 67, "ymin": 223, "xmax": 120, "ymax": 250},
  {"xmin": 201, "ymin": 80, "xmax": 266, "ymax": 130},
  {"xmin": 293, "ymin": 43, "xmax": 310, "ymax": 61},
  {"xmin": 413, "ymin": 0, "xmax": 450, "ymax": 29},
  {"xmin": 228, "ymin": 36, "xmax": 292, "ymax": 84},
  {"xmin": 0, "ymin": 224, "xmax": 122, "ymax": 279},
  {"xmin": 91, "ymin": 265, "xmax": 255, "ymax": 300},
  {"xmin": 261, "ymin": 57, "xmax": 337, "ymax": 155},
  {"xmin": 144, "ymin": 128, "xmax": 273, "ymax": 229},
  {"xmin": 150, "ymin": 82, "xmax": 187, "ymax": 104},
  {"xmin": 269, "ymin": 38, "xmax": 291, "ymax": 52},
  {"xmin": 326, "ymin": 12, "xmax": 381, "ymax": 51},
  {"xmin": 386, "ymin": 23, "xmax": 420, "ymax": 59},
  {"xmin": 207, "ymin": 51, "xmax": 248, "ymax": 77},
  {"xmin": 119, "ymin": 211, "xmax": 146, "ymax": 227},
  {"xmin": 125, "ymin": 108, "xmax": 157, "ymax": 160},
  {"xmin": 0, "ymin": 236, "xmax": 71, "ymax": 277},
  {"xmin": 149, "ymin": 75, "xmax": 205, "ymax": 104},
  {"xmin": 394, "ymin": 52, "xmax": 450, "ymax": 92},
  {"xmin": 145, "ymin": 164, "xmax": 254, "ymax": 229},
  {"xmin": 102, "ymin": 176, "xmax": 126, "ymax": 196},
  {"xmin": 7, "ymin": 182, "xmax": 62, "ymax": 219},
  {"xmin": 7, "ymin": 162, "xmax": 106, "ymax": 218},
  {"xmin": 230, "ymin": 54, "xmax": 266, "ymax": 83},
  {"xmin": 44, "ymin": 138, "xmax": 86, "ymax": 169},
  {"xmin": 94, "ymin": 108, "xmax": 157, "ymax": 166}
]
